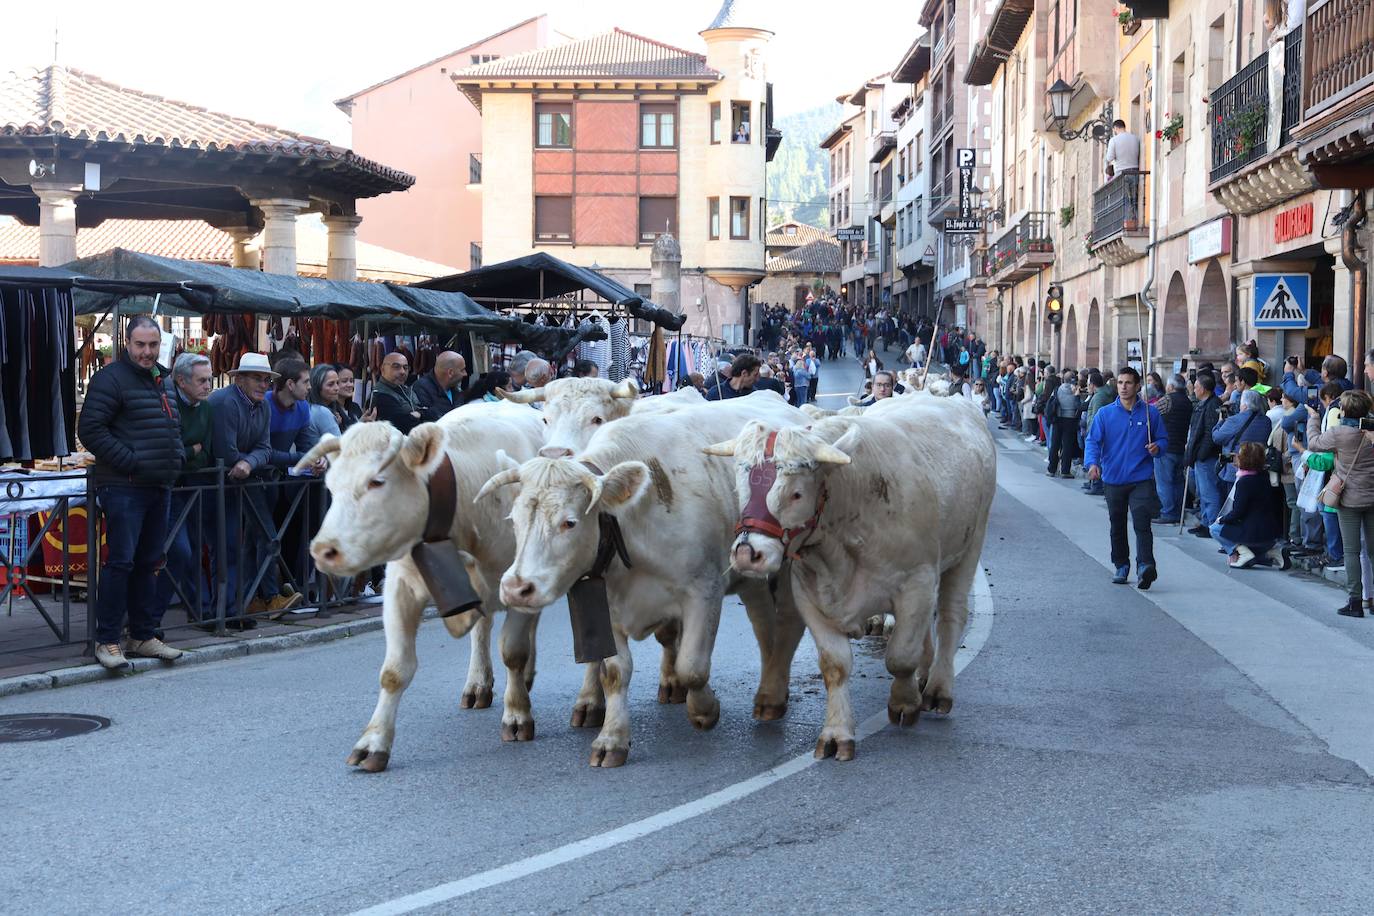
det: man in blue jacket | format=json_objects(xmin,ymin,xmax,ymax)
[{"xmin": 1085, "ymin": 367, "xmax": 1166, "ymax": 589}]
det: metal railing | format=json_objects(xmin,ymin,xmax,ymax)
[
  {"xmin": 1209, "ymin": 52, "xmax": 1270, "ymax": 183},
  {"xmin": 469, "ymin": 152, "xmax": 482, "ymax": 185},
  {"xmin": 932, "ymin": 99, "xmax": 948, "ymax": 137},
  {"xmin": 1091, "ymin": 170, "xmax": 1149, "ymax": 243},
  {"xmin": 989, "ymin": 211, "xmax": 1054, "ymax": 276},
  {"xmin": 1280, "ymin": 24, "xmax": 1305, "ymax": 146},
  {"xmin": 1303, "ymin": 0, "xmax": 1374, "ymax": 119}
]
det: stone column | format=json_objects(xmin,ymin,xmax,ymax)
[
  {"xmin": 323, "ymin": 214, "xmax": 363, "ymax": 282},
  {"xmin": 34, "ymin": 183, "xmax": 81, "ymax": 267},
  {"xmin": 251, "ymin": 198, "xmax": 308, "ymax": 276},
  {"xmin": 650, "ymin": 232, "xmax": 682, "ymax": 314},
  {"xmin": 223, "ymin": 226, "xmax": 260, "ymax": 270}
]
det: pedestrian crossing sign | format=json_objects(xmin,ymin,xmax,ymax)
[{"xmin": 1253, "ymin": 273, "xmax": 1311, "ymax": 330}]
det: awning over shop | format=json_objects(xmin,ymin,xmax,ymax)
[
  {"xmin": 419, "ymin": 252, "xmax": 688, "ymax": 331},
  {"xmin": 43, "ymin": 248, "xmax": 574, "ymax": 349}
]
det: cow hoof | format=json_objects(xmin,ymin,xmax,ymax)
[
  {"xmin": 814, "ymin": 736, "xmax": 856, "ymax": 761},
  {"xmin": 688, "ymin": 699, "xmax": 720, "ymax": 731},
  {"xmin": 589, "ymin": 746, "xmax": 629, "ymax": 768},
  {"xmin": 921, "ymin": 694, "xmax": 954, "ymax": 715},
  {"xmin": 570, "ymin": 704, "xmax": 606, "ymax": 728},
  {"xmin": 888, "ymin": 703, "xmax": 921, "ymax": 727},
  {"xmin": 501, "ymin": 720, "xmax": 536, "ymax": 742},
  {"xmin": 460, "ymin": 685, "xmax": 494, "ymax": 709},
  {"xmin": 752, "ymin": 701, "xmax": 788, "ymax": 721},
  {"xmin": 347, "ymin": 749, "xmax": 390, "ymax": 773},
  {"xmin": 658, "ymin": 682, "xmax": 688, "ymax": 704}
]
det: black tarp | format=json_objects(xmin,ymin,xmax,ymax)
[
  {"xmin": 49, "ymin": 249, "xmax": 576, "ymax": 350},
  {"xmin": 418, "ymin": 252, "xmax": 688, "ymax": 331}
]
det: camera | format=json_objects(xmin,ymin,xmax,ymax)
[{"xmin": 1361, "ymin": 417, "xmax": 1374, "ymax": 432}]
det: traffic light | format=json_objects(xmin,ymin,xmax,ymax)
[{"xmin": 1046, "ymin": 284, "xmax": 1064, "ymax": 327}]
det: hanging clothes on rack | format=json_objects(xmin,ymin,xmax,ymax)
[
  {"xmin": 1, "ymin": 284, "xmax": 74, "ymax": 461},
  {"xmin": 608, "ymin": 316, "xmax": 630, "ymax": 382},
  {"xmin": 577, "ymin": 314, "xmax": 612, "ymax": 376}
]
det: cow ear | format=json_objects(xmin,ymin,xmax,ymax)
[
  {"xmin": 596, "ymin": 461, "xmax": 650, "ymax": 511},
  {"xmin": 401, "ymin": 423, "xmax": 446, "ymax": 476}
]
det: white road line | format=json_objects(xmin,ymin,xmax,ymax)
[{"xmin": 347, "ymin": 571, "xmax": 995, "ymax": 916}]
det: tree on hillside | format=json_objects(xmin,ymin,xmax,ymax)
[{"xmin": 767, "ymin": 103, "xmax": 842, "ymax": 231}]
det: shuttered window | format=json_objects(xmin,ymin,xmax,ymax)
[
  {"xmin": 534, "ymin": 197, "xmax": 571, "ymax": 243},
  {"xmin": 639, "ymin": 197, "xmax": 677, "ymax": 242}
]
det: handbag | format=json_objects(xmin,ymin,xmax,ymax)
[
  {"xmin": 1216, "ymin": 411, "xmax": 1257, "ymax": 475},
  {"xmin": 1319, "ymin": 432, "xmax": 1368, "ymax": 508}
]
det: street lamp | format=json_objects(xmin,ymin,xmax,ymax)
[{"xmin": 1048, "ymin": 78, "xmax": 1114, "ymax": 144}]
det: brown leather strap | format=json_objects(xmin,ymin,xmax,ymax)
[
  {"xmin": 422, "ymin": 456, "xmax": 457, "ymax": 543},
  {"xmin": 578, "ymin": 459, "xmax": 632, "ymax": 576}
]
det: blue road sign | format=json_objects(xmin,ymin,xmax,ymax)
[{"xmin": 1253, "ymin": 273, "xmax": 1310, "ymax": 330}]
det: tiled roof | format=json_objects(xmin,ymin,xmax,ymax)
[
  {"xmin": 766, "ymin": 239, "xmax": 841, "ymax": 275},
  {"xmin": 766, "ymin": 222, "xmax": 830, "ymax": 249},
  {"xmin": 452, "ymin": 28, "xmax": 718, "ymax": 81},
  {"xmin": 0, "ymin": 218, "xmax": 458, "ymax": 282},
  {"xmin": 0, "ymin": 66, "xmax": 413, "ymax": 192}
]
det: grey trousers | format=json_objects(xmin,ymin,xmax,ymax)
[{"xmin": 1336, "ymin": 506, "xmax": 1374, "ymax": 598}]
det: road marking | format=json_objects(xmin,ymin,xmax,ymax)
[
  {"xmin": 996, "ymin": 457, "xmax": 1374, "ymax": 778},
  {"xmin": 347, "ymin": 571, "xmax": 995, "ymax": 916}
]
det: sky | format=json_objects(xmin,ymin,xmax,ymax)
[{"xmin": 3, "ymin": 0, "xmax": 919, "ymax": 144}]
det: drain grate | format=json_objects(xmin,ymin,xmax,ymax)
[{"xmin": 0, "ymin": 713, "xmax": 111, "ymax": 743}]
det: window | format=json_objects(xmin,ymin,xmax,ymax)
[
  {"xmin": 729, "ymin": 196, "xmax": 750, "ymax": 239},
  {"xmin": 536, "ymin": 104, "xmax": 572, "ymax": 148},
  {"xmin": 897, "ymin": 209, "xmax": 904, "ymax": 247},
  {"xmin": 639, "ymin": 197, "xmax": 677, "ymax": 242},
  {"xmin": 914, "ymin": 195, "xmax": 923, "ymax": 224},
  {"xmin": 731, "ymin": 102, "xmax": 751, "ymax": 143},
  {"xmin": 641, "ymin": 104, "xmax": 676, "ymax": 148},
  {"xmin": 709, "ymin": 197, "xmax": 720, "ymax": 239},
  {"xmin": 470, "ymin": 54, "xmax": 500, "ymax": 65},
  {"xmin": 759, "ymin": 196, "xmax": 766, "ymax": 239},
  {"xmin": 710, "ymin": 102, "xmax": 723, "ymax": 144},
  {"xmin": 898, "ymin": 150, "xmax": 907, "ymax": 186},
  {"xmin": 534, "ymin": 196, "xmax": 571, "ymax": 243},
  {"xmin": 915, "ymin": 133, "xmax": 923, "ymax": 171},
  {"xmin": 470, "ymin": 242, "xmax": 482, "ymax": 269}
]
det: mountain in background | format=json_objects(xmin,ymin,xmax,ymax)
[{"xmin": 768, "ymin": 103, "xmax": 842, "ymax": 231}]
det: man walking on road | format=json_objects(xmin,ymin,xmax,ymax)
[{"xmin": 1085, "ymin": 367, "xmax": 1166, "ymax": 589}]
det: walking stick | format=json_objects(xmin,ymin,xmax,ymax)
[
  {"xmin": 1179, "ymin": 465, "xmax": 1191, "ymax": 535},
  {"xmin": 920, "ymin": 324, "xmax": 940, "ymax": 391}
]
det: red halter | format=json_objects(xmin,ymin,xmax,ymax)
[{"xmin": 735, "ymin": 431, "xmax": 828, "ymax": 560}]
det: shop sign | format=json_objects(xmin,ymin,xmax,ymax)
[
  {"xmin": 1188, "ymin": 218, "xmax": 1232, "ymax": 263},
  {"xmin": 836, "ymin": 227, "xmax": 865, "ymax": 242},
  {"xmin": 1273, "ymin": 202, "xmax": 1314, "ymax": 245}
]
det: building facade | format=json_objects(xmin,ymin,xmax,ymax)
[{"xmin": 453, "ymin": 2, "xmax": 779, "ymax": 342}]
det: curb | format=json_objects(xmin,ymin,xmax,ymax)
[{"xmin": 0, "ymin": 608, "xmax": 435, "ymax": 698}]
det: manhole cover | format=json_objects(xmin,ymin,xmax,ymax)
[{"xmin": 0, "ymin": 713, "xmax": 111, "ymax": 743}]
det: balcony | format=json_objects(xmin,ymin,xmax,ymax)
[
  {"xmin": 969, "ymin": 249, "xmax": 989, "ymax": 289},
  {"xmin": 468, "ymin": 152, "xmax": 482, "ymax": 187},
  {"xmin": 870, "ymin": 130, "xmax": 897, "ymax": 163},
  {"xmin": 1089, "ymin": 170, "xmax": 1150, "ymax": 265},
  {"xmin": 927, "ymin": 173, "xmax": 957, "ymax": 227},
  {"xmin": 931, "ymin": 100, "xmax": 948, "ymax": 138},
  {"xmin": 1207, "ymin": 26, "xmax": 1315, "ymax": 213},
  {"xmin": 1292, "ymin": 1, "xmax": 1374, "ymax": 181},
  {"xmin": 988, "ymin": 211, "xmax": 1054, "ymax": 286},
  {"xmin": 863, "ymin": 256, "xmax": 880, "ymax": 276}
]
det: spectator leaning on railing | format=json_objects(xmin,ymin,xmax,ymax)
[
  {"xmin": 76, "ymin": 315, "xmax": 186, "ymax": 669},
  {"xmin": 154, "ymin": 351, "xmax": 216, "ymax": 631}
]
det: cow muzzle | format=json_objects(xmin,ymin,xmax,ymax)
[
  {"xmin": 500, "ymin": 571, "xmax": 549, "ymax": 610},
  {"xmin": 731, "ymin": 533, "xmax": 782, "ymax": 577},
  {"xmin": 310, "ymin": 538, "xmax": 354, "ymax": 576}
]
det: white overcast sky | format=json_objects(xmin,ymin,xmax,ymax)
[{"xmin": 4, "ymin": 0, "xmax": 919, "ymax": 143}]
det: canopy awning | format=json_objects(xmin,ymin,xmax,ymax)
[{"xmin": 419, "ymin": 252, "xmax": 687, "ymax": 331}]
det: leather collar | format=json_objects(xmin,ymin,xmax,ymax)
[{"xmin": 579, "ymin": 459, "xmax": 632, "ymax": 577}]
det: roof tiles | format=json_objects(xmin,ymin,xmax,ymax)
[
  {"xmin": 451, "ymin": 29, "xmax": 718, "ymax": 81},
  {"xmin": 766, "ymin": 239, "xmax": 841, "ymax": 275}
]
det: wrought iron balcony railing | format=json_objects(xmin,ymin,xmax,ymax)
[
  {"xmin": 1280, "ymin": 24, "xmax": 1304, "ymax": 146},
  {"xmin": 988, "ymin": 211, "xmax": 1054, "ymax": 281},
  {"xmin": 1091, "ymin": 170, "xmax": 1149, "ymax": 244},
  {"xmin": 1209, "ymin": 53, "xmax": 1270, "ymax": 183}
]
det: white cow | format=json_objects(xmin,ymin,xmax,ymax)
[
  {"xmin": 477, "ymin": 392, "xmax": 809, "ymax": 767},
  {"xmin": 297, "ymin": 402, "xmax": 545, "ymax": 772},
  {"xmin": 704, "ymin": 394, "xmax": 995, "ymax": 761}
]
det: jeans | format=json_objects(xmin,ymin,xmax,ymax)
[
  {"xmin": 154, "ymin": 489, "xmax": 215, "ymax": 625},
  {"xmin": 1324, "ymin": 510, "xmax": 1345, "ymax": 565},
  {"xmin": 1335, "ymin": 506, "xmax": 1374, "ymax": 597},
  {"xmin": 222, "ymin": 483, "xmax": 280, "ymax": 616},
  {"xmin": 1192, "ymin": 459, "xmax": 1223, "ymax": 526},
  {"xmin": 1154, "ymin": 452, "xmax": 1184, "ymax": 520},
  {"xmin": 94, "ymin": 485, "xmax": 170, "ymax": 645},
  {"xmin": 1048, "ymin": 417, "xmax": 1079, "ymax": 474},
  {"xmin": 1209, "ymin": 520, "xmax": 1276, "ymax": 558},
  {"xmin": 1104, "ymin": 478, "xmax": 1160, "ymax": 568},
  {"xmin": 1283, "ymin": 481, "xmax": 1301, "ymax": 542}
]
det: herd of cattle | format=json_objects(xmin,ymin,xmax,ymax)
[{"xmin": 295, "ymin": 372, "xmax": 997, "ymax": 772}]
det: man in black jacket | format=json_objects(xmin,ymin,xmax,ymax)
[
  {"xmin": 77, "ymin": 316, "xmax": 185, "ymax": 669},
  {"xmin": 413, "ymin": 351, "xmax": 467, "ymax": 419},
  {"xmin": 1184, "ymin": 372, "xmax": 1224, "ymax": 536},
  {"xmin": 1153, "ymin": 373, "xmax": 1194, "ymax": 524},
  {"xmin": 373, "ymin": 351, "xmax": 433, "ymax": 432}
]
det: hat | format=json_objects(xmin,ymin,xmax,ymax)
[{"xmin": 228, "ymin": 353, "xmax": 279, "ymax": 377}]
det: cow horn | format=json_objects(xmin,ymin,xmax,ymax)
[
  {"xmin": 701, "ymin": 438, "xmax": 737, "ymax": 457},
  {"xmin": 610, "ymin": 378, "xmax": 638, "ymax": 399},
  {"xmin": 375, "ymin": 427, "xmax": 406, "ymax": 474},
  {"xmin": 811, "ymin": 443, "xmax": 852, "ymax": 466},
  {"xmin": 846, "ymin": 395, "xmax": 862, "ymax": 406},
  {"xmin": 475, "ymin": 468, "xmax": 521, "ymax": 502},
  {"xmin": 498, "ymin": 386, "xmax": 545, "ymax": 404},
  {"xmin": 582, "ymin": 473, "xmax": 603, "ymax": 513},
  {"xmin": 293, "ymin": 435, "xmax": 341, "ymax": 473}
]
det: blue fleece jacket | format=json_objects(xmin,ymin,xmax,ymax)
[{"xmin": 1083, "ymin": 398, "xmax": 1167, "ymax": 486}]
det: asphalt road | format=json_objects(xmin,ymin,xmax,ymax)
[{"xmin": 4, "ymin": 350, "xmax": 1373, "ymax": 915}]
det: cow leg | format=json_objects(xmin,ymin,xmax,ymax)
[
  {"xmin": 887, "ymin": 567, "xmax": 939, "ymax": 727},
  {"xmin": 653, "ymin": 620, "xmax": 686, "ymax": 704},
  {"xmin": 923, "ymin": 555, "xmax": 976, "ymax": 715},
  {"xmin": 590, "ymin": 626, "xmax": 633, "ymax": 768},
  {"xmin": 795, "ymin": 593, "xmax": 856, "ymax": 761},
  {"xmin": 522, "ymin": 611, "xmax": 539, "ymax": 691},
  {"xmin": 915, "ymin": 619, "xmax": 937, "ymax": 692},
  {"xmin": 740, "ymin": 578, "xmax": 804, "ymax": 721},
  {"xmin": 347, "ymin": 570, "xmax": 424, "ymax": 773},
  {"xmin": 498, "ymin": 611, "xmax": 537, "ymax": 742},
  {"xmin": 675, "ymin": 595, "xmax": 723, "ymax": 731},
  {"xmin": 458, "ymin": 613, "xmax": 495, "ymax": 710},
  {"xmin": 571, "ymin": 663, "xmax": 606, "ymax": 728}
]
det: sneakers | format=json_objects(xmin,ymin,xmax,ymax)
[
  {"xmin": 1229, "ymin": 546, "xmax": 1258, "ymax": 569},
  {"xmin": 1193, "ymin": 527, "xmax": 1212, "ymax": 539},
  {"xmin": 126, "ymin": 637, "xmax": 184, "ymax": 661},
  {"xmin": 1112, "ymin": 565, "xmax": 1130, "ymax": 585},
  {"xmin": 95, "ymin": 642, "xmax": 131, "ymax": 670},
  {"xmin": 1137, "ymin": 564, "xmax": 1158, "ymax": 590},
  {"xmin": 266, "ymin": 592, "xmax": 305, "ymax": 619}
]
